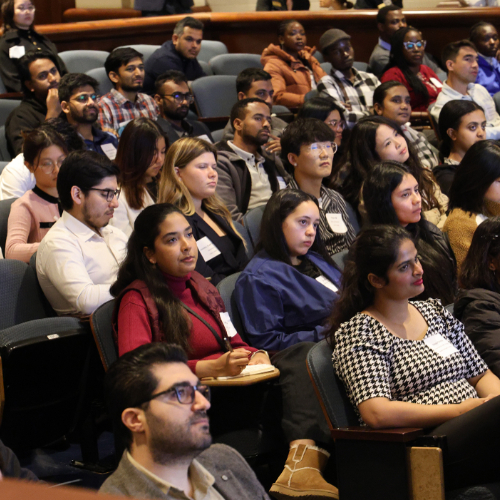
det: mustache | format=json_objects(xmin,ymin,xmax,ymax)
[{"xmin": 190, "ymin": 411, "xmax": 209, "ymax": 425}]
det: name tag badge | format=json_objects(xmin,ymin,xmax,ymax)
[
  {"xmin": 9, "ymin": 45, "xmax": 25, "ymax": 59},
  {"xmin": 276, "ymin": 176, "xmax": 287, "ymax": 190},
  {"xmin": 219, "ymin": 311, "xmax": 238, "ymax": 338},
  {"xmin": 196, "ymin": 236, "xmax": 221, "ymax": 262},
  {"xmin": 197, "ymin": 134, "xmax": 212, "ymax": 143},
  {"xmin": 326, "ymin": 213, "xmax": 348, "ymax": 234},
  {"xmin": 424, "ymin": 334, "xmax": 459, "ymax": 358},
  {"xmin": 316, "ymin": 275, "xmax": 338, "ymax": 292},
  {"xmin": 101, "ymin": 143, "xmax": 117, "ymax": 160},
  {"xmin": 429, "ymin": 77, "xmax": 443, "ymax": 89}
]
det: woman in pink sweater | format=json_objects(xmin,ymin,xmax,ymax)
[{"xmin": 5, "ymin": 125, "xmax": 65, "ymax": 262}]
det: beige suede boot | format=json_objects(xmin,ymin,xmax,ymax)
[{"xmin": 270, "ymin": 444, "xmax": 339, "ymax": 499}]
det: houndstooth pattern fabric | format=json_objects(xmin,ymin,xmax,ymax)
[{"xmin": 332, "ymin": 299, "xmax": 488, "ymax": 424}]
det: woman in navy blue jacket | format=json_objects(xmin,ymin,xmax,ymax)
[{"xmin": 235, "ymin": 189, "xmax": 341, "ymax": 352}]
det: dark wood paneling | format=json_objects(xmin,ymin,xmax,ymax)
[{"xmin": 17, "ymin": 9, "xmax": 500, "ymax": 63}]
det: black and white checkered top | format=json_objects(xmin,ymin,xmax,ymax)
[{"xmin": 333, "ymin": 299, "xmax": 488, "ymax": 425}]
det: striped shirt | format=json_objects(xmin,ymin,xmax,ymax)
[
  {"xmin": 318, "ymin": 68, "xmax": 381, "ymax": 130},
  {"xmin": 287, "ymin": 177, "xmax": 356, "ymax": 256},
  {"xmin": 401, "ymin": 123, "xmax": 439, "ymax": 170},
  {"xmin": 97, "ymin": 88, "xmax": 158, "ymax": 133}
]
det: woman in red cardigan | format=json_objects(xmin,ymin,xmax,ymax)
[
  {"xmin": 110, "ymin": 203, "xmax": 340, "ymax": 500},
  {"xmin": 381, "ymin": 26, "xmax": 442, "ymax": 112}
]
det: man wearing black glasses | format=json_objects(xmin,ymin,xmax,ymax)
[
  {"xmin": 100, "ymin": 343, "xmax": 270, "ymax": 500},
  {"xmin": 154, "ymin": 70, "xmax": 213, "ymax": 145},
  {"xmin": 36, "ymin": 150, "xmax": 128, "ymax": 317},
  {"xmin": 59, "ymin": 73, "xmax": 119, "ymax": 160}
]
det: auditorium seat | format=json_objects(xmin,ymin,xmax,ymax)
[
  {"xmin": 0, "ymin": 127, "xmax": 10, "ymax": 162},
  {"xmin": 191, "ymin": 75, "xmax": 237, "ymax": 117},
  {"xmin": 59, "ymin": 50, "xmax": 110, "ymax": 74},
  {"xmin": 313, "ymin": 51, "xmax": 324, "ymax": 63},
  {"xmin": 216, "ymin": 272, "xmax": 247, "ymax": 342},
  {"xmin": 116, "ymin": 44, "xmax": 160, "ymax": 64},
  {"xmin": 242, "ymin": 205, "xmax": 265, "ymax": 252},
  {"xmin": 0, "ymin": 162, "xmax": 8, "ymax": 175},
  {"xmin": 198, "ymin": 40, "xmax": 228, "ymax": 63},
  {"xmin": 209, "ymin": 53, "xmax": 263, "ymax": 76},
  {"xmin": 90, "ymin": 299, "xmax": 117, "ymax": 371},
  {"xmin": 0, "ymin": 99, "xmax": 21, "ymax": 128},
  {"xmin": 0, "ymin": 79, "xmax": 6, "ymax": 94},
  {"xmin": 0, "ymin": 197, "xmax": 16, "ymax": 256},
  {"xmin": 211, "ymin": 128, "xmax": 225, "ymax": 143},
  {"xmin": 199, "ymin": 60, "xmax": 213, "ymax": 76},
  {"xmin": 233, "ymin": 220, "xmax": 253, "ymax": 259},
  {"xmin": 87, "ymin": 67, "xmax": 113, "ymax": 96}
]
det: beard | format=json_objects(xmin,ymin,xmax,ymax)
[
  {"xmin": 121, "ymin": 81, "xmax": 143, "ymax": 92},
  {"xmin": 72, "ymin": 106, "xmax": 98, "ymax": 125},
  {"xmin": 242, "ymin": 128, "xmax": 270, "ymax": 147},
  {"xmin": 164, "ymin": 106, "xmax": 189, "ymax": 122},
  {"xmin": 146, "ymin": 410, "xmax": 212, "ymax": 466}
]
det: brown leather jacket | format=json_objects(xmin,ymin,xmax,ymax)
[{"xmin": 261, "ymin": 43, "xmax": 326, "ymax": 108}]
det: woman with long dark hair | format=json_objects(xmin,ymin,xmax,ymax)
[
  {"xmin": 434, "ymin": 100, "xmax": 486, "ymax": 196},
  {"xmin": 5, "ymin": 124, "xmax": 66, "ymax": 262},
  {"xmin": 373, "ymin": 80, "xmax": 439, "ymax": 169},
  {"xmin": 381, "ymin": 27, "xmax": 441, "ymax": 112},
  {"xmin": 0, "ymin": 0, "xmax": 67, "ymax": 92},
  {"xmin": 261, "ymin": 20, "xmax": 326, "ymax": 108},
  {"xmin": 363, "ymin": 161, "xmax": 456, "ymax": 304},
  {"xmin": 456, "ymin": 217, "xmax": 500, "ymax": 378},
  {"xmin": 334, "ymin": 115, "xmax": 447, "ymax": 227},
  {"xmin": 328, "ymin": 224, "xmax": 500, "ymax": 491},
  {"xmin": 158, "ymin": 137, "xmax": 247, "ymax": 286},
  {"xmin": 111, "ymin": 118, "xmax": 167, "ymax": 236},
  {"xmin": 111, "ymin": 202, "xmax": 339, "ymax": 500},
  {"xmin": 444, "ymin": 140, "xmax": 500, "ymax": 272},
  {"xmin": 235, "ymin": 189, "xmax": 342, "ymax": 351}
]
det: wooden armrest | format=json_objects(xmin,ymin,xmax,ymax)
[
  {"xmin": 411, "ymin": 112, "xmax": 429, "ymax": 120},
  {"xmin": 332, "ymin": 426, "xmax": 424, "ymax": 442},
  {"xmin": 0, "ymin": 92, "xmax": 23, "ymax": 99},
  {"xmin": 201, "ymin": 367, "xmax": 280, "ymax": 386}
]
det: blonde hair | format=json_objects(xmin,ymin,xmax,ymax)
[{"xmin": 158, "ymin": 137, "xmax": 246, "ymax": 244}]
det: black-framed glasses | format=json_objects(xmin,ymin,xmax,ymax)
[
  {"xmin": 87, "ymin": 188, "xmax": 121, "ymax": 202},
  {"xmin": 72, "ymin": 93, "xmax": 98, "ymax": 103},
  {"xmin": 403, "ymin": 40, "xmax": 427, "ymax": 51},
  {"xmin": 161, "ymin": 92, "xmax": 194, "ymax": 104},
  {"xmin": 326, "ymin": 119, "xmax": 346, "ymax": 131},
  {"xmin": 134, "ymin": 383, "xmax": 211, "ymax": 407}
]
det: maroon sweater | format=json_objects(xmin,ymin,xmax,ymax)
[{"xmin": 115, "ymin": 271, "xmax": 256, "ymax": 373}]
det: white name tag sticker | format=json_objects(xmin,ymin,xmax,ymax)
[
  {"xmin": 429, "ymin": 77, "xmax": 443, "ymax": 89},
  {"xmin": 326, "ymin": 213, "xmax": 348, "ymax": 234},
  {"xmin": 197, "ymin": 134, "xmax": 212, "ymax": 143},
  {"xmin": 219, "ymin": 311, "xmax": 238, "ymax": 337},
  {"xmin": 424, "ymin": 334, "xmax": 458, "ymax": 358},
  {"xmin": 316, "ymin": 275, "xmax": 338, "ymax": 292},
  {"xmin": 277, "ymin": 176, "xmax": 287, "ymax": 190},
  {"xmin": 9, "ymin": 45, "xmax": 25, "ymax": 59},
  {"xmin": 196, "ymin": 236, "xmax": 221, "ymax": 262},
  {"xmin": 101, "ymin": 143, "xmax": 117, "ymax": 160}
]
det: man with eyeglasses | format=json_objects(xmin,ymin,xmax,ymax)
[
  {"xmin": 100, "ymin": 342, "xmax": 270, "ymax": 499},
  {"xmin": 221, "ymin": 68, "xmax": 287, "ymax": 152},
  {"xmin": 216, "ymin": 98, "xmax": 289, "ymax": 223},
  {"xmin": 317, "ymin": 29, "xmax": 381, "ymax": 130},
  {"xmin": 431, "ymin": 40, "xmax": 500, "ymax": 140},
  {"xmin": 59, "ymin": 73, "xmax": 118, "ymax": 160},
  {"xmin": 98, "ymin": 47, "xmax": 158, "ymax": 135},
  {"xmin": 36, "ymin": 150, "xmax": 128, "ymax": 317},
  {"xmin": 6, "ymin": 50, "xmax": 62, "ymax": 157},
  {"xmin": 154, "ymin": 70, "xmax": 213, "ymax": 144},
  {"xmin": 144, "ymin": 17, "xmax": 206, "ymax": 95}
]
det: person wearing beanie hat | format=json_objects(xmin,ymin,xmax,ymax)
[{"xmin": 317, "ymin": 28, "xmax": 381, "ymax": 130}]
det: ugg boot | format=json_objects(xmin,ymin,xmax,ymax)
[{"xmin": 270, "ymin": 444, "xmax": 339, "ymax": 499}]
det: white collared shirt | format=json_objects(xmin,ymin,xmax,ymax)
[
  {"xmin": 0, "ymin": 153, "xmax": 35, "ymax": 200},
  {"xmin": 109, "ymin": 189, "xmax": 155, "ymax": 237},
  {"xmin": 227, "ymin": 141, "xmax": 273, "ymax": 210},
  {"xmin": 431, "ymin": 81, "xmax": 500, "ymax": 139},
  {"xmin": 127, "ymin": 452, "xmax": 224, "ymax": 500},
  {"xmin": 36, "ymin": 211, "xmax": 128, "ymax": 316}
]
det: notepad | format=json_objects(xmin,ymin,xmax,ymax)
[{"xmin": 216, "ymin": 364, "xmax": 275, "ymax": 380}]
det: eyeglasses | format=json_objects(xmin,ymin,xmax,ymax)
[
  {"xmin": 403, "ymin": 40, "xmax": 427, "ymax": 51},
  {"xmin": 134, "ymin": 383, "xmax": 211, "ymax": 407},
  {"xmin": 304, "ymin": 142, "xmax": 337, "ymax": 155},
  {"xmin": 87, "ymin": 188, "xmax": 121, "ymax": 202},
  {"xmin": 326, "ymin": 119, "xmax": 345, "ymax": 131},
  {"xmin": 161, "ymin": 92, "xmax": 194, "ymax": 104},
  {"xmin": 16, "ymin": 4, "xmax": 35, "ymax": 12},
  {"xmin": 72, "ymin": 93, "xmax": 98, "ymax": 104},
  {"xmin": 38, "ymin": 157, "xmax": 66, "ymax": 174}
]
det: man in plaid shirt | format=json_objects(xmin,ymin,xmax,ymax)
[
  {"xmin": 317, "ymin": 29, "xmax": 380, "ymax": 130},
  {"xmin": 97, "ymin": 48, "xmax": 158, "ymax": 135}
]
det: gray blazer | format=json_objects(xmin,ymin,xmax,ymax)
[
  {"xmin": 99, "ymin": 444, "xmax": 271, "ymax": 499},
  {"xmin": 134, "ymin": 0, "xmax": 164, "ymax": 10}
]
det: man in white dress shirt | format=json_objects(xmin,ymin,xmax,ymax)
[{"xmin": 36, "ymin": 150, "xmax": 128, "ymax": 316}]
